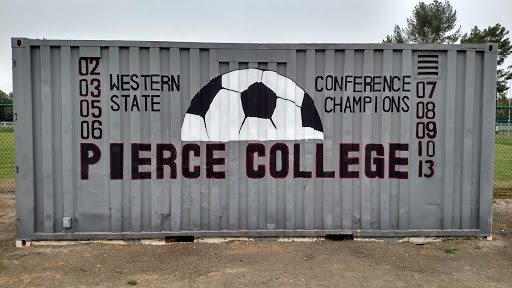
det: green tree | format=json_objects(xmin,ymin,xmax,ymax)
[
  {"xmin": 461, "ymin": 24, "xmax": 512, "ymax": 94},
  {"xmin": 0, "ymin": 90, "xmax": 13, "ymax": 121},
  {"xmin": 496, "ymin": 93, "xmax": 510, "ymax": 122},
  {"xmin": 383, "ymin": 25, "xmax": 407, "ymax": 44},
  {"xmin": 383, "ymin": 0, "xmax": 461, "ymax": 44}
]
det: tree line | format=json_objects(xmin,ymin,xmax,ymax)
[
  {"xmin": 383, "ymin": 0, "xmax": 512, "ymax": 106},
  {"xmin": 2, "ymin": 2, "xmax": 510, "ymax": 121},
  {"xmin": 0, "ymin": 90, "xmax": 13, "ymax": 122}
]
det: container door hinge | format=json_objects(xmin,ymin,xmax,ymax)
[
  {"xmin": 12, "ymin": 59, "xmax": 16, "ymax": 67},
  {"xmin": 16, "ymin": 166, "xmax": 19, "ymax": 174},
  {"xmin": 16, "ymin": 219, "xmax": 21, "ymax": 227},
  {"xmin": 14, "ymin": 113, "xmax": 17, "ymax": 121}
]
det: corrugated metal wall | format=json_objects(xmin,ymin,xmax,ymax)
[{"xmin": 13, "ymin": 39, "xmax": 497, "ymax": 240}]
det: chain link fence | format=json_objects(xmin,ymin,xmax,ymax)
[
  {"xmin": 0, "ymin": 104, "xmax": 510, "ymax": 197},
  {"xmin": 0, "ymin": 104, "xmax": 14, "ymax": 196},
  {"xmin": 494, "ymin": 106, "xmax": 512, "ymax": 197}
]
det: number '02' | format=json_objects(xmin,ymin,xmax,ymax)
[{"xmin": 79, "ymin": 58, "xmax": 100, "ymax": 76}]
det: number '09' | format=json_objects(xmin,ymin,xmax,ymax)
[{"xmin": 416, "ymin": 121, "xmax": 437, "ymax": 139}]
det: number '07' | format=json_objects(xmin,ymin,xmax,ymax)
[{"xmin": 416, "ymin": 81, "xmax": 437, "ymax": 98}]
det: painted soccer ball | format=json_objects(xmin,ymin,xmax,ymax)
[{"xmin": 181, "ymin": 68, "xmax": 324, "ymax": 141}]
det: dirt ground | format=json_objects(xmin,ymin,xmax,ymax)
[{"xmin": 1, "ymin": 195, "xmax": 511, "ymax": 288}]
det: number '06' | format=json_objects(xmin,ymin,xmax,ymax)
[{"xmin": 81, "ymin": 120, "xmax": 102, "ymax": 140}]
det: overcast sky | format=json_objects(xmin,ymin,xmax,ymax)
[{"xmin": 1, "ymin": 0, "xmax": 512, "ymax": 94}]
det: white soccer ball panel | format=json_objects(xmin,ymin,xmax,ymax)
[
  {"xmin": 261, "ymin": 71, "xmax": 304, "ymax": 106},
  {"xmin": 204, "ymin": 89, "xmax": 245, "ymax": 141},
  {"xmin": 304, "ymin": 127, "xmax": 324, "ymax": 140},
  {"xmin": 221, "ymin": 68, "xmax": 263, "ymax": 93},
  {"xmin": 271, "ymin": 98, "xmax": 304, "ymax": 140},
  {"xmin": 239, "ymin": 117, "xmax": 277, "ymax": 141},
  {"xmin": 181, "ymin": 113, "xmax": 209, "ymax": 141}
]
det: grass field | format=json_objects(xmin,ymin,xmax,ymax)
[
  {"xmin": 0, "ymin": 127, "xmax": 14, "ymax": 194},
  {"xmin": 0, "ymin": 129, "xmax": 511, "ymax": 197},
  {"xmin": 494, "ymin": 134, "xmax": 512, "ymax": 197},
  {"xmin": 0, "ymin": 127, "xmax": 14, "ymax": 180}
]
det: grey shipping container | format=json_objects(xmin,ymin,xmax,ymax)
[{"xmin": 12, "ymin": 38, "xmax": 497, "ymax": 241}]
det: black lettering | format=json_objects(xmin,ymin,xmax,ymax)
[
  {"xmin": 151, "ymin": 95, "xmax": 160, "ymax": 111},
  {"xmin": 110, "ymin": 95, "xmax": 120, "ymax": 111},
  {"xmin": 121, "ymin": 74, "xmax": 130, "ymax": 91},
  {"xmin": 353, "ymin": 97, "xmax": 362, "ymax": 113},
  {"xmin": 402, "ymin": 96, "xmax": 410, "ymax": 112},
  {"xmin": 141, "ymin": 94, "xmax": 151, "ymax": 111},
  {"xmin": 365, "ymin": 144, "xmax": 384, "ymax": 178},
  {"xmin": 315, "ymin": 76, "xmax": 324, "ymax": 92},
  {"xmin": 316, "ymin": 143, "xmax": 334, "ymax": 178},
  {"xmin": 182, "ymin": 144, "xmax": 200, "ymax": 178},
  {"xmin": 403, "ymin": 75, "xmax": 411, "ymax": 92},
  {"xmin": 110, "ymin": 74, "xmax": 120, "ymax": 91},
  {"xmin": 340, "ymin": 143, "xmax": 359, "ymax": 178},
  {"xmin": 131, "ymin": 95, "xmax": 140, "ymax": 111},
  {"xmin": 151, "ymin": 74, "xmax": 159, "ymax": 91},
  {"xmin": 246, "ymin": 143, "xmax": 265, "ymax": 179},
  {"xmin": 343, "ymin": 96, "xmax": 352, "ymax": 113},
  {"xmin": 389, "ymin": 143, "xmax": 409, "ymax": 179},
  {"xmin": 131, "ymin": 143, "xmax": 151, "ymax": 179},
  {"xmin": 130, "ymin": 74, "xmax": 139, "ymax": 90},
  {"xmin": 110, "ymin": 143, "xmax": 123, "ymax": 180},
  {"xmin": 325, "ymin": 75, "xmax": 333, "ymax": 91},
  {"xmin": 171, "ymin": 75, "xmax": 180, "ymax": 91},
  {"xmin": 334, "ymin": 76, "xmax": 343, "ymax": 91},
  {"xmin": 345, "ymin": 75, "xmax": 353, "ymax": 91},
  {"xmin": 392, "ymin": 96, "xmax": 400, "ymax": 112},
  {"xmin": 270, "ymin": 144, "xmax": 288, "ymax": 178},
  {"xmin": 81, "ymin": 143, "xmax": 101, "ymax": 180},
  {"xmin": 325, "ymin": 97, "xmax": 333, "ymax": 113},
  {"xmin": 161, "ymin": 75, "xmax": 170, "ymax": 91},
  {"xmin": 293, "ymin": 143, "xmax": 311, "ymax": 178},
  {"xmin": 141, "ymin": 75, "xmax": 150, "ymax": 91},
  {"xmin": 373, "ymin": 76, "xmax": 382, "ymax": 92},
  {"xmin": 382, "ymin": 96, "xmax": 391, "ymax": 112},
  {"xmin": 121, "ymin": 94, "xmax": 130, "ymax": 111},
  {"xmin": 156, "ymin": 144, "xmax": 177, "ymax": 179},
  {"xmin": 353, "ymin": 76, "xmax": 363, "ymax": 92},
  {"xmin": 383, "ymin": 76, "xmax": 392, "ymax": 92},
  {"xmin": 392, "ymin": 76, "xmax": 401, "ymax": 92},
  {"xmin": 206, "ymin": 144, "xmax": 225, "ymax": 179},
  {"xmin": 364, "ymin": 76, "xmax": 373, "ymax": 92},
  {"xmin": 333, "ymin": 97, "xmax": 342, "ymax": 112},
  {"xmin": 364, "ymin": 96, "xmax": 372, "ymax": 113}
]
